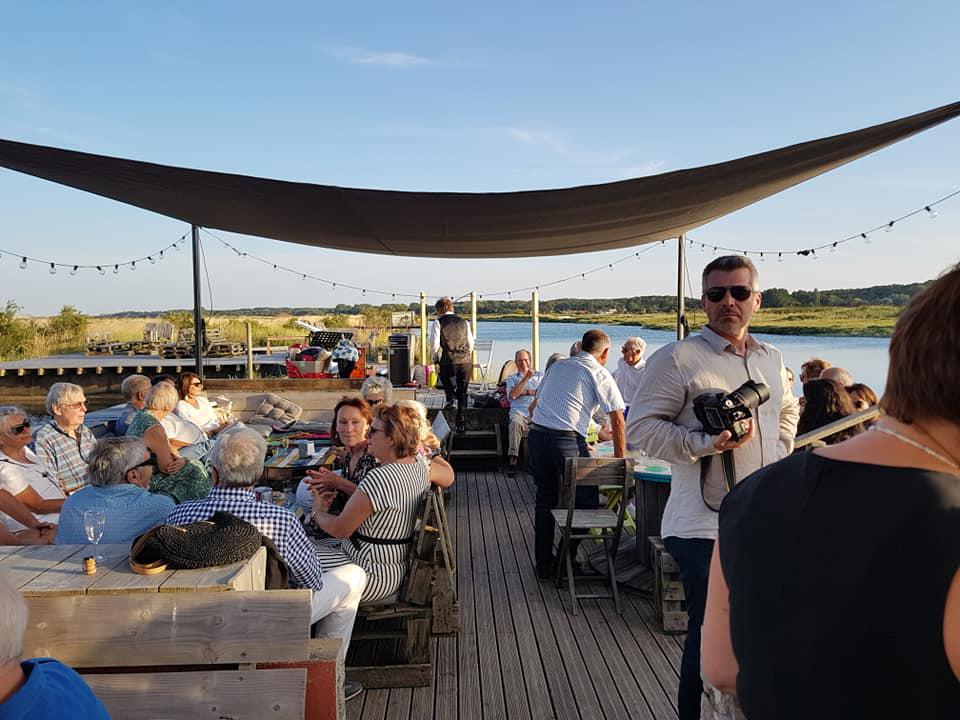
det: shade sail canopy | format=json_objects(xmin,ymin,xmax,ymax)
[{"xmin": 1, "ymin": 101, "xmax": 958, "ymax": 258}]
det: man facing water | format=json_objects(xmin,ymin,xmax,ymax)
[{"xmin": 626, "ymin": 255, "xmax": 799, "ymax": 720}]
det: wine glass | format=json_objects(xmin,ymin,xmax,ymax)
[{"xmin": 83, "ymin": 509, "xmax": 106, "ymax": 562}]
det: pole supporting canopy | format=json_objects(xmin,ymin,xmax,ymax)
[{"xmin": 0, "ymin": 102, "xmax": 958, "ymax": 258}]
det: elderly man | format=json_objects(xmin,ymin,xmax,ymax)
[
  {"xmin": 820, "ymin": 366, "xmax": 854, "ymax": 387},
  {"xmin": 428, "ymin": 297, "xmax": 475, "ymax": 432},
  {"xmin": 0, "ymin": 568, "xmax": 110, "ymax": 716},
  {"xmin": 528, "ymin": 329, "xmax": 626, "ymax": 579},
  {"xmin": 627, "ymin": 255, "xmax": 799, "ymax": 720},
  {"xmin": 114, "ymin": 374, "xmax": 151, "ymax": 436},
  {"xmin": 505, "ymin": 349, "xmax": 543, "ymax": 472},
  {"xmin": 613, "ymin": 336, "xmax": 647, "ymax": 408},
  {"xmin": 33, "ymin": 383, "xmax": 97, "ymax": 495},
  {"xmin": 164, "ymin": 427, "xmax": 367, "ymax": 698},
  {"xmin": 55, "ymin": 437, "xmax": 173, "ymax": 545}
]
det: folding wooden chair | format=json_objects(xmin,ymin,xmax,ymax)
[{"xmin": 552, "ymin": 457, "xmax": 634, "ymax": 615}]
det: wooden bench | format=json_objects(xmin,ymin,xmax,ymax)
[
  {"xmin": 347, "ymin": 485, "xmax": 459, "ymax": 688},
  {"xmin": 649, "ymin": 535, "xmax": 688, "ymax": 634},
  {"xmin": 6, "ymin": 543, "xmax": 346, "ymax": 720}
]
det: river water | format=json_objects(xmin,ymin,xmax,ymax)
[{"xmin": 476, "ymin": 321, "xmax": 889, "ymax": 396}]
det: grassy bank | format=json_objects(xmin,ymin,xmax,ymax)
[{"xmin": 479, "ymin": 304, "xmax": 901, "ymax": 337}]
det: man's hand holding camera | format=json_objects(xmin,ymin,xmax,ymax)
[{"xmin": 712, "ymin": 419, "xmax": 755, "ymax": 452}]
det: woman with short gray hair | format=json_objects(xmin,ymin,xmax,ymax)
[
  {"xmin": 33, "ymin": 382, "xmax": 97, "ymax": 495},
  {"xmin": 55, "ymin": 437, "xmax": 174, "ymax": 545},
  {"xmin": 0, "ymin": 405, "xmax": 65, "ymax": 534},
  {"xmin": 613, "ymin": 336, "xmax": 648, "ymax": 409},
  {"xmin": 125, "ymin": 385, "xmax": 211, "ymax": 504},
  {"xmin": 360, "ymin": 376, "xmax": 393, "ymax": 406}
]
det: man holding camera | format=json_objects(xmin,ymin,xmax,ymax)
[{"xmin": 627, "ymin": 255, "xmax": 798, "ymax": 720}]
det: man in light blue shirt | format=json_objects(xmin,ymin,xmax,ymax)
[
  {"xmin": 55, "ymin": 437, "xmax": 174, "ymax": 545},
  {"xmin": 505, "ymin": 349, "xmax": 543, "ymax": 472}
]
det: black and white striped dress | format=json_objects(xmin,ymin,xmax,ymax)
[{"xmin": 314, "ymin": 460, "xmax": 429, "ymax": 602}]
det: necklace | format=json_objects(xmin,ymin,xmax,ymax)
[{"xmin": 870, "ymin": 425, "xmax": 960, "ymax": 470}]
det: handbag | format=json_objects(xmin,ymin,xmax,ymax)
[{"xmin": 129, "ymin": 511, "xmax": 262, "ymax": 574}]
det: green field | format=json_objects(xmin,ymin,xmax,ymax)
[{"xmin": 480, "ymin": 304, "xmax": 902, "ymax": 337}]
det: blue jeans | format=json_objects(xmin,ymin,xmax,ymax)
[
  {"xmin": 528, "ymin": 426, "xmax": 598, "ymax": 571},
  {"xmin": 662, "ymin": 536, "xmax": 714, "ymax": 720}
]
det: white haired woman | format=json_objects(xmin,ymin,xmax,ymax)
[
  {"xmin": 125, "ymin": 383, "xmax": 211, "ymax": 504},
  {"xmin": 0, "ymin": 406, "xmax": 65, "ymax": 534},
  {"xmin": 33, "ymin": 382, "xmax": 97, "ymax": 495},
  {"xmin": 613, "ymin": 336, "xmax": 647, "ymax": 410},
  {"xmin": 360, "ymin": 375, "xmax": 393, "ymax": 407}
]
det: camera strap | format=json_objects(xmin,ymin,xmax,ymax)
[{"xmin": 699, "ymin": 450, "xmax": 737, "ymax": 512}]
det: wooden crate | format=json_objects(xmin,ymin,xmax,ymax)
[{"xmin": 648, "ymin": 535, "xmax": 688, "ymax": 634}]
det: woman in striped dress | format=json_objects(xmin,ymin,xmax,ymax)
[{"xmin": 309, "ymin": 403, "xmax": 430, "ymax": 602}]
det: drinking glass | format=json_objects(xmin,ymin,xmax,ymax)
[{"xmin": 83, "ymin": 509, "xmax": 107, "ymax": 562}]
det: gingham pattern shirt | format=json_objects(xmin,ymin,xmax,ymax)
[
  {"xmin": 33, "ymin": 421, "xmax": 97, "ymax": 495},
  {"xmin": 164, "ymin": 487, "xmax": 324, "ymax": 591},
  {"xmin": 530, "ymin": 352, "xmax": 625, "ymax": 437}
]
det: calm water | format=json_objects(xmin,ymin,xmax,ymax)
[{"xmin": 476, "ymin": 321, "xmax": 890, "ymax": 396}]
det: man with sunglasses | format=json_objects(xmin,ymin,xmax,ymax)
[
  {"xmin": 626, "ymin": 255, "xmax": 799, "ymax": 720},
  {"xmin": 54, "ymin": 437, "xmax": 173, "ymax": 545}
]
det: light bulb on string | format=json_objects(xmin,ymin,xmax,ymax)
[
  {"xmin": 273, "ymin": 264, "xmax": 277, "ymax": 271},
  {"xmin": 19, "ymin": 257, "xmax": 28, "ymax": 269},
  {"xmin": 861, "ymin": 233, "xmax": 871, "ymax": 244},
  {"xmin": 173, "ymin": 243, "xmax": 181, "ymax": 251},
  {"xmin": 113, "ymin": 264, "xmax": 120, "ymax": 274},
  {"xmin": 159, "ymin": 251, "xmax": 164, "ymax": 260},
  {"xmin": 759, "ymin": 252, "xmax": 765, "ymax": 262},
  {"xmin": 97, "ymin": 266, "xmax": 105, "ymax": 275},
  {"xmin": 885, "ymin": 221, "xmax": 895, "ymax": 233},
  {"xmin": 811, "ymin": 250, "xmax": 819, "ymax": 261},
  {"xmin": 830, "ymin": 242, "xmax": 838, "ymax": 253},
  {"xmin": 130, "ymin": 261, "xmax": 136, "ymax": 271},
  {"xmin": 925, "ymin": 205, "xmax": 938, "ymax": 219},
  {"xmin": 49, "ymin": 263, "xmax": 57, "ymax": 275},
  {"xmin": 70, "ymin": 265, "xmax": 79, "ymax": 276},
  {"xmin": 148, "ymin": 256, "xmax": 155, "ymax": 265},
  {"xmin": 777, "ymin": 252, "xmax": 783, "ymax": 263}
]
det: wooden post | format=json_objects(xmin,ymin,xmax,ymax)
[
  {"xmin": 191, "ymin": 225, "xmax": 205, "ymax": 380},
  {"xmin": 470, "ymin": 291, "xmax": 478, "ymax": 381},
  {"xmin": 245, "ymin": 322, "xmax": 254, "ymax": 379},
  {"xmin": 419, "ymin": 291, "xmax": 428, "ymax": 368},
  {"xmin": 677, "ymin": 235, "xmax": 686, "ymax": 341},
  {"xmin": 531, "ymin": 290, "xmax": 540, "ymax": 371}
]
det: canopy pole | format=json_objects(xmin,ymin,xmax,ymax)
[
  {"xmin": 531, "ymin": 290, "xmax": 540, "ymax": 371},
  {"xmin": 191, "ymin": 225, "xmax": 204, "ymax": 379},
  {"xmin": 419, "ymin": 291, "xmax": 428, "ymax": 369},
  {"xmin": 470, "ymin": 292, "xmax": 478, "ymax": 382},
  {"xmin": 677, "ymin": 235, "xmax": 686, "ymax": 341}
]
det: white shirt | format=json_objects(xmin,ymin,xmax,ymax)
[
  {"xmin": 427, "ymin": 313, "xmax": 475, "ymax": 359},
  {"xmin": 175, "ymin": 396, "xmax": 220, "ymax": 433},
  {"xmin": 613, "ymin": 356, "xmax": 645, "ymax": 406},
  {"xmin": 531, "ymin": 353, "xmax": 625, "ymax": 437},
  {"xmin": 0, "ymin": 448, "xmax": 64, "ymax": 531},
  {"xmin": 626, "ymin": 325, "xmax": 800, "ymax": 541},
  {"xmin": 161, "ymin": 413, "xmax": 207, "ymax": 445}
]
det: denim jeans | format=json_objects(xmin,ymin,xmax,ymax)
[
  {"xmin": 528, "ymin": 426, "xmax": 598, "ymax": 571},
  {"xmin": 662, "ymin": 536, "xmax": 715, "ymax": 720}
]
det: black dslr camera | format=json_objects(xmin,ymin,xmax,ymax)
[{"xmin": 693, "ymin": 380, "xmax": 770, "ymax": 441}]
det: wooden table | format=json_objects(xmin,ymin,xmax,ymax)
[{"xmin": 3, "ymin": 543, "xmax": 266, "ymax": 596}]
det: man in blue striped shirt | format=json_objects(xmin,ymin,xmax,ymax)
[{"xmin": 529, "ymin": 329, "xmax": 626, "ymax": 579}]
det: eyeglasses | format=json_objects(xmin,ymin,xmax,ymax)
[
  {"xmin": 11, "ymin": 419, "xmax": 32, "ymax": 434},
  {"xmin": 62, "ymin": 400, "xmax": 87, "ymax": 410},
  {"xmin": 705, "ymin": 285, "xmax": 754, "ymax": 303},
  {"xmin": 367, "ymin": 397, "xmax": 384, "ymax": 406},
  {"xmin": 129, "ymin": 454, "xmax": 159, "ymax": 472}
]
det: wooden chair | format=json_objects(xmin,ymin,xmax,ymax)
[
  {"xmin": 348, "ymin": 485, "xmax": 458, "ymax": 687},
  {"xmin": 552, "ymin": 457, "xmax": 634, "ymax": 615}
]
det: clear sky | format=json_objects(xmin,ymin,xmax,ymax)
[{"xmin": 1, "ymin": 1, "xmax": 958, "ymax": 315}]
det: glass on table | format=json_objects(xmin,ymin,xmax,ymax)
[{"xmin": 83, "ymin": 508, "xmax": 106, "ymax": 563}]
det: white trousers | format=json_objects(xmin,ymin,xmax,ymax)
[
  {"xmin": 508, "ymin": 410, "xmax": 531, "ymax": 457},
  {"xmin": 311, "ymin": 562, "xmax": 367, "ymax": 657}
]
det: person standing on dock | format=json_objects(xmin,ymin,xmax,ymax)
[
  {"xmin": 428, "ymin": 297, "xmax": 474, "ymax": 433},
  {"xmin": 627, "ymin": 255, "xmax": 799, "ymax": 720},
  {"xmin": 32, "ymin": 383, "xmax": 96, "ymax": 496},
  {"xmin": 528, "ymin": 329, "xmax": 626, "ymax": 579}
]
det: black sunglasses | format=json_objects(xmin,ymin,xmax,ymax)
[
  {"xmin": 131, "ymin": 453, "xmax": 159, "ymax": 472},
  {"xmin": 11, "ymin": 419, "xmax": 32, "ymax": 434},
  {"xmin": 705, "ymin": 285, "xmax": 754, "ymax": 303}
]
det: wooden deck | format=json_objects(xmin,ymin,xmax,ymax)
[{"xmin": 348, "ymin": 468, "xmax": 683, "ymax": 720}]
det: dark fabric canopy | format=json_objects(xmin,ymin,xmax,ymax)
[{"xmin": 1, "ymin": 101, "xmax": 958, "ymax": 258}]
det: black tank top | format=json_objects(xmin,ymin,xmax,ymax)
[{"xmin": 719, "ymin": 451, "xmax": 960, "ymax": 720}]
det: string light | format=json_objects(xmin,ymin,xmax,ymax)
[
  {"xmin": 48, "ymin": 263, "xmax": 56, "ymax": 275},
  {"xmin": 19, "ymin": 257, "xmax": 27, "ymax": 269},
  {"xmin": 885, "ymin": 221, "xmax": 895, "ymax": 232},
  {"xmin": 1, "ymin": 236, "xmax": 182, "ymax": 276},
  {"xmin": 925, "ymin": 205, "xmax": 938, "ymax": 219},
  {"xmin": 70, "ymin": 265, "xmax": 78, "ymax": 276},
  {"xmin": 97, "ymin": 266, "xmax": 105, "ymax": 275},
  {"xmin": 130, "ymin": 261, "xmax": 136, "ymax": 271},
  {"xmin": 113, "ymin": 264, "xmax": 120, "ymax": 274}
]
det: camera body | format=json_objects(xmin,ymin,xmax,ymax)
[{"xmin": 693, "ymin": 380, "xmax": 770, "ymax": 441}]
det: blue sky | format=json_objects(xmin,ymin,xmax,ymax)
[{"xmin": 1, "ymin": 1, "xmax": 958, "ymax": 315}]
